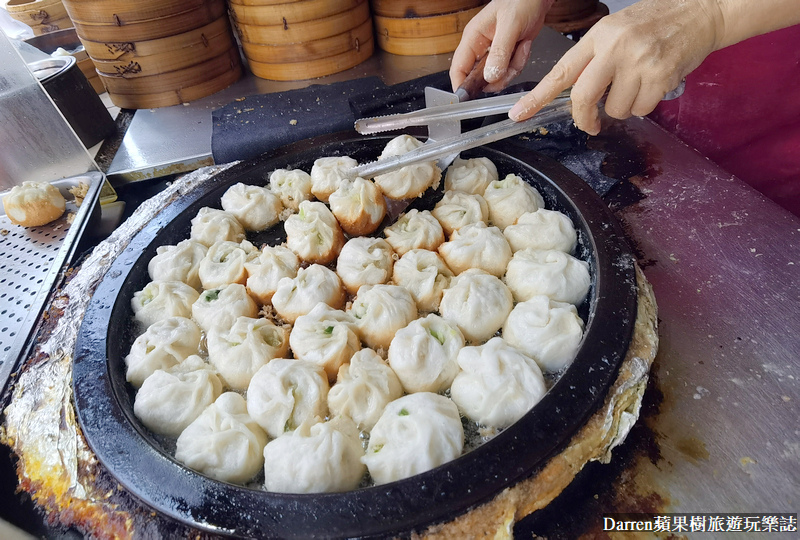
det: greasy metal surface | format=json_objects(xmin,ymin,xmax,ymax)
[
  {"xmin": 106, "ymin": 26, "xmax": 573, "ymax": 183},
  {"xmin": 515, "ymin": 116, "xmax": 800, "ymax": 539},
  {"xmin": 75, "ymin": 132, "xmax": 637, "ymax": 538},
  {"xmin": 0, "ymin": 172, "xmax": 104, "ymax": 398},
  {"xmin": 612, "ymin": 119, "xmax": 800, "ymax": 513}
]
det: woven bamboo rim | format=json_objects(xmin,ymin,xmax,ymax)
[
  {"xmin": 248, "ymin": 37, "xmax": 373, "ymax": 80},
  {"xmin": 228, "ymin": 0, "xmax": 316, "ymax": 6},
  {"xmin": 106, "ymin": 62, "xmax": 242, "ymax": 108},
  {"xmin": 240, "ymin": 17, "xmax": 371, "ymax": 64},
  {"xmin": 228, "ymin": 0, "xmax": 362, "ymax": 27},
  {"xmin": 376, "ymin": 29, "xmax": 462, "ymax": 55},
  {"xmin": 62, "ymin": 0, "xmax": 214, "ymax": 26},
  {"xmin": 374, "ymin": 5, "xmax": 482, "ymax": 39},
  {"xmin": 30, "ymin": 16, "xmax": 73, "ymax": 34},
  {"xmin": 6, "ymin": 0, "xmax": 68, "ymax": 25},
  {"xmin": 5, "ymin": 0, "xmax": 62, "ymax": 13},
  {"xmin": 79, "ymin": 16, "xmax": 230, "ymax": 61},
  {"xmin": 98, "ymin": 47, "xmax": 239, "ymax": 95},
  {"xmin": 233, "ymin": 1, "xmax": 369, "ymax": 45},
  {"xmin": 70, "ymin": 0, "xmax": 226, "ymax": 43},
  {"xmin": 91, "ymin": 28, "xmax": 234, "ymax": 77},
  {"xmin": 369, "ymin": 0, "xmax": 484, "ymax": 18}
]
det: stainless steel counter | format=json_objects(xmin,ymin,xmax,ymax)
[{"xmin": 599, "ymin": 117, "xmax": 798, "ymax": 532}]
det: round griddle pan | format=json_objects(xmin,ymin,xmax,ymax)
[{"xmin": 74, "ymin": 130, "xmax": 637, "ymax": 538}]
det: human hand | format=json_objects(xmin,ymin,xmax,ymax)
[
  {"xmin": 450, "ymin": 0, "xmax": 554, "ymax": 93},
  {"xmin": 508, "ymin": 0, "xmax": 722, "ymax": 135}
]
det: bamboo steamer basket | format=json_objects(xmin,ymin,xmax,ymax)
[
  {"xmin": 98, "ymin": 47, "xmax": 239, "ymax": 95},
  {"xmin": 248, "ymin": 35, "xmax": 374, "ymax": 80},
  {"xmin": 79, "ymin": 16, "xmax": 230, "ymax": 60},
  {"xmin": 369, "ymin": 0, "xmax": 484, "ymax": 18},
  {"xmin": 5, "ymin": 0, "xmax": 73, "ymax": 36},
  {"xmin": 231, "ymin": 0, "xmax": 374, "ymax": 81},
  {"xmin": 106, "ymin": 63, "xmax": 242, "ymax": 109},
  {"xmin": 373, "ymin": 4, "xmax": 486, "ymax": 56},
  {"xmin": 64, "ymin": 0, "xmax": 227, "ymax": 43},
  {"xmin": 89, "ymin": 19, "xmax": 236, "ymax": 77},
  {"xmin": 239, "ymin": 17, "xmax": 372, "ymax": 64},
  {"xmin": 62, "ymin": 0, "xmax": 242, "ymax": 108},
  {"xmin": 227, "ymin": 0, "xmax": 362, "ymax": 26}
]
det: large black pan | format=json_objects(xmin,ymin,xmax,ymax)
[{"xmin": 74, "ymin": 130, "xmax": 637, "ymax": 538}]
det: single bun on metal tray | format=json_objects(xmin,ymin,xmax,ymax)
[{"xmin": 3, "ymin": 181, "xmax": 66, "ymax": 227}]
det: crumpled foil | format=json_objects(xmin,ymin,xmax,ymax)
[{"xmin": 0, "ymin": 164, "xmax": 234, "ymax": 538}]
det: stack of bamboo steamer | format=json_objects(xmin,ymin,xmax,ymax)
[
  {"xmin": 371, "ymin": 0, "xmax": 488, "ymax": 56},
  {"xmin": 5, "ymin": 0, "xmax": 73, "ymax": 36},
  {"xmin": 61, "ymin": 0, "xmax": 242, "ymax": 109},
  {"xmin": 229, "ymin": 0, "xmax": 374, "ymax": 81}
]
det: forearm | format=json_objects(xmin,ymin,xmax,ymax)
[{"xmin": 707, "ymin": 0, "xmax": 800, "ymax": 50}]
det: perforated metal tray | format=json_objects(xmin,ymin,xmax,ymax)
[{"xmin": 0, "ymin": 172, "xmax": 104, "ymax": 397}]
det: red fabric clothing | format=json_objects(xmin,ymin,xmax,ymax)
[{"xmin": 649, "ymin": 24, "xmax": 800, "ymax": 217}]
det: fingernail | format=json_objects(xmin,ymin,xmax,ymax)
[
  {"xmin": 484, "ymin": 63, "xmax": 505, "ymax": 83},
  {"xmin": 508, "ymin": 103, "xmax": 524, "ymax": 121}
]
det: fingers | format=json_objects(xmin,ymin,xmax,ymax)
[
  {"xmin": 450, "ymin": 9, "xmax": 495, "ymax": 91},
  {"xmin": 450, "ymin": 38, "xmax": 490, "ymax": 91},
  {"xmin": 508, "ymin": 43, "xmax": 594, "ymax": 121},
  {"xmin": 483, "ymin": 10, "xmax": 524, "ymax": 84},
  {"xmin": 569, "ymin": 56, "xmax": 612, "ymax": 135},
  {"xmin": 602, "ymin": 71, "xmax": 640, "ymax": 120},
  {"xmin": 483, "ymin": 39, "xmax": 532, "ymax": 93}
]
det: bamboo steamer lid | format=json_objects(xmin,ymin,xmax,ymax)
[
  {"xmin": 6, "ymin": 0, "xmax": 73, "ymax": 35},
  {"xmin": 79, "ymin": 16, "xmax": 230, "ymax": 61},
  {"xmin": 91, "ymin": 23, "xmax": 236, "ymax": 77},
  {"xmin": 232, "ymin": 0, "xmax": 369, "ymax": 45},
  {"xmin": 65, "ymin": 0, "xmax": 227, "ymax": 43},
  {"xmin": 228, "ymin": 0, "xmax": 362, "ymax": 27},
  {"xmin": 247, "ymin": 35, "xmax": 374, "ymax": 81},
  {"xmin": 239, "ymin": 17, "xmax": 372, "ymax": 64},
  {"xmin": 369, "ymin": 0, "xmax": 484, "ymax": 18},
  {"xmin": 106, "ymin": 62, "xmax": 242, "ymax": 109},
  {"xmin": 374, "ymin": 5, "xmax": 482, "ymax": 39}
]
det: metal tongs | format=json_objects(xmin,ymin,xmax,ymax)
[
  {"xmin": 346, "ymin": 89, "xmax": 572, "ymax": 179},
  {"xmin": 345, "ymin": 77, "xmax": 686, "ymax": 180}
]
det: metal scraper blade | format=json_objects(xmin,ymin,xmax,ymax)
[{"xmin": 424, "ymin": 87, "xmax": 461, "ymax": 171}]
